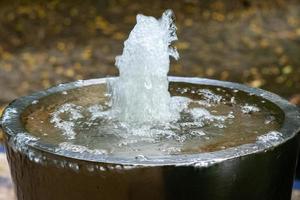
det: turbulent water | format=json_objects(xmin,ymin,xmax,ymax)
[
  {"xmin": 22, "ymin": 82, "xmax": 282, "ymax": 157},
  {"xmin": 111, "ymin": 9, "xmax": 179, "ymax": 124},
  {"xmin": 19, "ymin": 10, "xmax": 283, "ymax": 158}
]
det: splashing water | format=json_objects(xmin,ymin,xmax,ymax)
[
  {"xmin": 111, "ymin": 9, "xmax": 179, "ymax": 124},
  {"xmin": 26, "ymin": 82, "xmax": 281, "ymax": 156},
  {"xmin": 35, "ymin": 10, "xmax": 282, "ymax": 156}
]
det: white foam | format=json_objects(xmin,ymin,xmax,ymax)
[
  {"xmin": 257, "ymin": 131, "xmax": 284, "ymax": 146},
  {"xmin": 197, "ymin": 89, "xmax": 222, "ymax": 104},
  {"xmin": 1, "ymin": 107, "xmax": 17, "ymax": 123},
  {"xmin": 50, "ymin": 103, "xmax": 83, "ymax": 139},
  {"xmin": 189, "ymin": 108, "xmax": 228, "ymax": 128},
  {"xmin": 87, "ymin": 105, "xmax": 109, "ymax": 120},
  {"xmin": 170, "ymin": 96, "xmax": 191, "ymax": 113},
  {"xmin": 9, "ymin": 132, "xmax": 39, "ymax": 152},
  {"xmin": 111, "ymin": 9, "xmax": 179, "ymax": 124},
  {"xmin": 58, "ymin": 142, "xmax": 107, "ymax": 155},
  {"xmin": 241, "ymin": 104, "xmax": 260, "ymax": 114}
]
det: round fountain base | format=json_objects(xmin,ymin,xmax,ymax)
[{"xmin": 1, "ymin": 77, "xmax": 300, "ymax": 200}]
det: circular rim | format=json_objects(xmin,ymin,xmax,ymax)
[{"xmin": 1, "ymin": 76, "xmax": 300, "ymax": 166}]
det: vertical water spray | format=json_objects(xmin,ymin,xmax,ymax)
[{"xmin": 111, "ymin": 10, "xmax": 179, "ymax": 124}]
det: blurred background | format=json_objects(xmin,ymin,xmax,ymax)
[{"xmin": 0, "ymin": 0, "xmax": 299, "ymax": 199}]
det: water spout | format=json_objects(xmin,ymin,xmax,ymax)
[{"xmin": 111, "ymin": 9, "xmax": 179, "ymax": 124}]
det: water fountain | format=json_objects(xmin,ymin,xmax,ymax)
[{"xmin": 1, "ymin": 10, "xmax": 300, "ymax": 200}]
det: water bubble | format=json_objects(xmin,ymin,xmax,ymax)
[
  {"xmin": 264, "ymin": 115, "xmax": 275, "ymax": 125},
  {"xmin": 32, "ymin": 100, "xmax": 39, "ymax": 104},
  {"xmin": 98, "ymin": 166, "xmax": 106, "ymax": 171},
  {"xmin": 57, "ymin": 142, "xmax": 108, "ymax": 155},
  {"xmin": 241, "ymin": 104, "xmax": 260, "ymax": 114},
  {"xmin": 50, "ymin": 103, "xmax": 84, "ymax": 139},
  {"xmin": 68, "ymin": 162, "xmax": 80, "ymax": 171},
  {"xmin": 197, "ymin": 89, "xmax": 222, "ymax": 104},
  {"xmin": 87, "ymin": 105, "xmax": 107, "ymax": 120},
  {"xmin": 257, "ymin": 131, "xmax": 284, "ymax": 147},
  {"xmin": 230, "ymin": 97, "xmax": 236, "ymax": 104}
]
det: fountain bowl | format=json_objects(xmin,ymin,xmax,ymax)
[{"xmin": 1, "ymin": 77, "xmax": 300, "ymax": 200}]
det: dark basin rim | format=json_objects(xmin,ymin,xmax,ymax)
[{"xmin": 1, "ymin": 76, "xmax": 300, "ymax": 166}]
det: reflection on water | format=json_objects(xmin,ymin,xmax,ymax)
[
  {"xmin": 23, "ymin": 82, "xmax": 281, "ymax": 157},
  {"xmin": 0, "ymin": 0, "xmax": 299, "ymax": 110}
]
